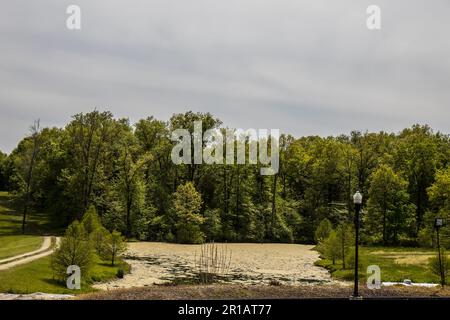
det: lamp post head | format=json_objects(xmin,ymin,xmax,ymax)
[{"xmin": 353, "ymin": 191, "xmax": 363, "ymax": 205}]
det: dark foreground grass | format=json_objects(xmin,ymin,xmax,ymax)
[
  {"xmin": 316, "ymin": 246, "xmax": 440, "ymax": 284},
  {"xmin": 78, "ymin": 283, "xmax": 450, "ymax": 300},
  {"xmin": 0, "ymin": 255, "xmax": 130, "ymax": 294}
]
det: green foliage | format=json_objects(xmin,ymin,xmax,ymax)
[
  {"xmin": 315, "ymin": 218, "xmax": 332, "ymax": 243},
  {"xmin": 173, "ymin": 182, "xmax": 205, "ymax": 243},
  {"xmin": 51, "ymin": 221, "xmax": 93, "ymax": 280},
  {"xmin": 345, "ymin": 247, "xmax": 363, "ymax": 270},
  {"xmin": 366, "ymin": 164, "xmax": 416, "ymax": 244},
  {"xmin": 428, "ymin": 251, "xmax": 450, "ymax": 285},
  {"xmin": 322, "ymin": 231, "xmax": 340, "ymax": 265},
  {"xmin": 203, "ymin": 208, "xmax": 222, "ymax": 241},
  {"xmin": 0, "ymin": 151, "xmax": 8, "ymax": 190},
  {"xmin": 335, "ymin": 223, "xmax": 354, "ymax": 269},
  {"xmin": 100, "ymin": 231, "xmax": 128, "ymax": 266},
  {"xmin": 81, "ymin": 205, "xmax": 102, "ymax": 234},
  {"xmin": 4, "ymin": 110, "xmax": 450, "ymax": 245}
]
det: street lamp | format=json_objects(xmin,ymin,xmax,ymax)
[
  {"xmin": 353, "ymin": 191, "xmax": 363, "ymax": 298},
  {"xmin": 435, "ymin": 218, "xmax": 445, "ymax": 287}
]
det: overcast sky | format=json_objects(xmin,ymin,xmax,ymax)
[{"xmin": 1, "ymin": 0, "xmax": 449, "ymax": 153}]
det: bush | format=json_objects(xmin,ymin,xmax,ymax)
[
  {"xmin": 81, "ymin": 206, "xmax": 102, "ymax": 234},
  {"xmin": 345, "ymin": 247, "xmax": 364, "ymax": 270},
  {"xmin": 51, "ymin": 221, "xmax": 93, "ymax": 281},
  {"xmin": 322, "ymin": 231, "xmax": 340, "ymax": 265},
  {"xmin": 176, "ymin": 223, "xmax": 205, "ymax": 244},
  {"xmin": 116, "ymin": 268, "xmax": 125, "ymax": 279},
  {"xmin": 100, "ymin": 231, "xmax": 128, "ymax": 266},
  {"xmin": 90, "ymin": 226, "xmax": 110, "ymax": 255},
  {"xmin": 315, "ymin": 218, "xmax": 332, "ymax": 243}
]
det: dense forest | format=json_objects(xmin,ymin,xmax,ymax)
[{"xmin": 0, "ymin": 110, "xmax": 449, "ymax": 246}]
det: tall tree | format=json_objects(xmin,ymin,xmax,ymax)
[
  {"xmin": 13, "ymin": 120, "xmax": 42, "ymax": 233},
  {"xmin": 366, "ymin": 164, "xmax": 415, "ymax": 244}
]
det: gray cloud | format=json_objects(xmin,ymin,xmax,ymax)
[{"xmin": 1, "ymin": 0, "xmax": 449, "ymax": 153}]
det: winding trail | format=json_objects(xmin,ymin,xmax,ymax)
[{"xmin": 0, "ymin": 236, "xmax": 59, "ymax": 271}]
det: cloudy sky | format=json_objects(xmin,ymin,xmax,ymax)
[{"xmin": 1, "ymin": 0, "xmax": 449, "ymax": 153}]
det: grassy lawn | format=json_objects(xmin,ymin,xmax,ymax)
[
  {"xmin": 0, "ymin": 191, "xmax": 57, "ymax": 235},
  {"xmin": 316, "ymin": 246, "xmax": 440, "ymax": 284},
  {"xmin": 0, "ymin": 191, "xmax": 51, "ymax": 261},
  {"xmin": 0, "ymin": 191, "xmax": 130, "ymax": 294},
  {"xmin": 0, "ymin": 235, "xmax": 43, "ymax": 260},
  {"xmin": 0, "ymin": 255, "xmax": 130, "ymax": 294}
]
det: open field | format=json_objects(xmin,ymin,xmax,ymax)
[{"xmin": 316, "ymin": 246, "xmax": 440, "ymax": 284}]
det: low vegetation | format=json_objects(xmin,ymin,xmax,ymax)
[
  {"xmin": 0, "ymin": 255, "xmax": 128, "ymax": 294},
  {"xmin": 316, "ymin": 246, "xmax": 441, "ymax": 283},
  {"xmin": 0, "ymin": 193, "xmax": 129, "ymax": 294}
]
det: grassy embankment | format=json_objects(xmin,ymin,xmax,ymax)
[
  {"xmin": 316, "ymin": 246, "xmax": 440, "ymax": 284},
  {"xmin": 0, "ymin": 191, "xmax": 128, "ymax": 294}
]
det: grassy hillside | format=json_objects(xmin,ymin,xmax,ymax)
[{"xmin": 0, "ymin": 192, "xmax": 47, "ymax": 259}]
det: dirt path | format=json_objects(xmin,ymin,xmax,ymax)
[
  {"xmin": 94, "ymin": 242, "xmax": 336, "ymax": 290},
  {"xmin": 0, "ymin": 236, "xmax": 59, "ymax": 271}
]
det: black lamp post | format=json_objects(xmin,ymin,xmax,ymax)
[
  {"xmin": 353, "ymin": 191, "xmax": 363, "ymax": 298},
  {"xmin": 435, "ymin": 218, "xmax": 445, "ymax": 287}
]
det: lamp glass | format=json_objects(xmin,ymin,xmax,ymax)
[{"xmin": 353, "ymin": 191, "xmax": 363, "ymax": 205}]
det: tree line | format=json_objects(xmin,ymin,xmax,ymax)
[{"xmin": 0, "ymin": 110, "xmax": 449, "ymax": 246}]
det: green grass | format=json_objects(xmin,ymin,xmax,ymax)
[
  {"xmin": 0, "ymin": 191, "xmax": 57, "ymax": 235},
  {"xmin": 0, "ymin": 255, "xmax": 130, "ymax": 294},
  {"xmin": 0, "ymin": 235, "xmax": 44, "ymax": 260},
  {"xmin": 316, "ymin": 246, "xmax": 440, "ymax": 284},
  {"xmin": 0, "ymin": 191, "xmax": 130, "ymax": 294},
  {"xmin": 0, "ymin": 191, "xmax": 51, "ymax": 261}
]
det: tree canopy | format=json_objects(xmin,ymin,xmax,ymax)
[{"xmin": 2, "ymin": 110, "xmax": 449, "ymax": 245}]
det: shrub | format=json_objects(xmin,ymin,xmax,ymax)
[
  {"xmin": 345, "ymin": 247, "xmax": 364, "ymax": 270},
  {"xmin": 81, "ymin": 205, "xmax": 102, "ymax": 234},
  {"xmin": 315, "ymin": 218, "xmax": 332, "ymax": 243},
  {"xmin": 322, "ymin": 231, "xmax": 340, "ymax": 265},
  {"xmin": 116, "ymin": 268, "xmax": 125, "ymax": 279},
  {"xmin": 90, "ymin": 226, "xmax": 110, "ymax": 255},
  {"xmin": 51, "ymin": 221, "xmax": 93, "ymax": 281},
  {"xmin": 100, "ymin": 231, "xmax": 128, "ymax": 266}
]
